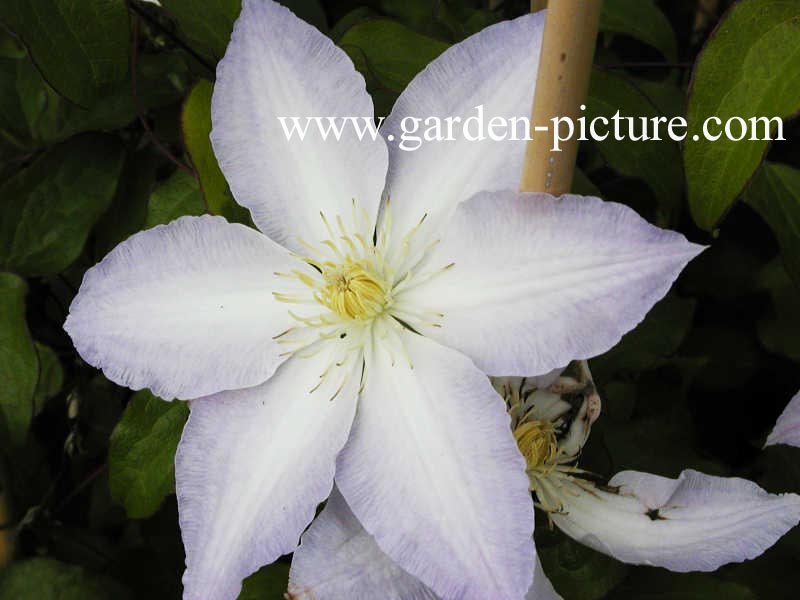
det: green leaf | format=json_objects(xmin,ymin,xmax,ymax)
[
  {"xmin": 181, "ymin": 79, "xmax": 250, "ymax": 223},
  {"xmin": 145, "ymin": 169, "xmax": 205, "ymax": 228},
  {"xmin": 108, "ymin": 390, "xmax": 188, "ymax": 519},
  {"xmin": 0, "ymin": 272, "xmax": 37, "ymax": 447},
  {"xmin": 161, "ymin": 0, "xmax": 240, "ymax": 64},
  {"xmin": 0, "ymin": 557, "xmax": 134, "ymax": 600},
  {"xmin": 685, "ymin": 0, "xmax": 800, "ymax": 231},
  {"xmin": 0, "ymin": 56, "xmax": 36, "ymax": 154},
  {"xmin": 0, "ymin": 0, "xmax": 130, "ymax": 107},
  {"xmin": 380, "ymin": 0, "xmax": 455, "ymax": 39},
  {"xmin": 599, "ymin": 0, "xmax": 678, "ymax": 60},
  {"xmin": 238, "ymin": 563, "xmax": 290, "ymax": 600},
  {"xmin": 50, "ymin": 52, "xmax": 190, "ymax": 143},
  {"xmin": 536, "ymin": 531, "xmax": 627, "ymax": 600},
  {"xmin": 338, "ymin": 18, "xmax": 449, "ymax": 117},
  {"xmin": 339, "ymin": 18, "xmax": 449, "ymax": 93},
  {"xmin": 330, "ymin": 7, "xmax": 378, "ymax": 41},
  {"xmin": 379, "ymin": 0, "xmax": 499, "ymax": 41},
  {"xmin": 635, "ymin": 78, "xmax": 685, "ymax": 120},
  {"xmin": 746, "ymin": 163, "xmax": 800, "ymax": 286},
  {"xmin": 162, "ymin": 0, "xmax": 328, "ymax": 63},
  {"xmin": 0, "ymin": 26, "xmax": 25, "ymax": 59},
  {"xmin": 454, "ymin": 8, "xmax": 501, "ymax": 40},
  {"xmin": 33, "ymin": 342, "xmax": 63, "ymax": 415},
  {"xmin": 0, "ymin": 134, "xmax": 125, "ymax": 276},
  {"xmin": 0, "ymin": 51, "xmax": 188, "ymax": 152},
  {"xmin": 585, "ymin": 69, "xmax": 684, "ymax": 225}
]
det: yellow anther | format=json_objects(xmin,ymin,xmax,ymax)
[
  {"xmin": 321, "ymin": 261, "xmax": 389, "ymax": 320},
  {"xmin": 514, "ymin": 419, "xmax": 559, "ymax": 472}
]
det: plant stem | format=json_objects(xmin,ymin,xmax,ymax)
[{"xmin": 130, "ymin": 16, "xmax": 195, "ymax": 176}]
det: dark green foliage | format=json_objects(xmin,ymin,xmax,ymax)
[
  {"xmin": 0, "ymin": 0, "xmax": 130, "ymax": 107},
  {"xmin": 684, "ymin": 0, "xmax": 800, "ymax": 230},
  {"xmin": 108, "ymin": 391, "xmax": 188, "ymax": 519},
  {"xmin": 0, "ymin": 135, "xmax": 125, "ymax": 275},
  {"xmin": 0, "ymin": 273, "xmax": 37, "ymax": 446}
]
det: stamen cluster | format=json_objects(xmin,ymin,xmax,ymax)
[
  {"xmin": 320, "ymin": 260, "xmax": 389, "ymax": 320},
  {"xmin": 514, "ymin": 419, "xmax": 559, "ymax": 472}
]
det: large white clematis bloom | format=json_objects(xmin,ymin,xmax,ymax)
[
  {"xmin": 289, "ymin": 366, "xmax": 800, "ymax": 599},
  {"xmin": 65, "ymin": 1, "xmax": 705, "ymax": 599}
]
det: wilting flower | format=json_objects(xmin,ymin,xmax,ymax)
[
  {"xmin": 288, "ymin": 365, "xmax": 800, "ymax": 598},
  {"xmin": 65, "ymin": 1, "xmax": 705, "ymax": 599},
  {"xmin": 501, "ymin": 367, "xmax": 800, "ymax": 578}
]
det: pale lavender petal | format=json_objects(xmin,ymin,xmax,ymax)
[
  {"xmin": 526, "ymin": 557, "xmax": 561, "ymax": 600},
  {"xmin": 177, "ymin": 340, "xmax": 361, "ymax": 600},
  {"xmin": 395, "ymin": 192, "xmax": 704, "ymax": 377},
  {"xmin": 380, "ymin": 11, "xmax": 545, "ymax": 262},
  {"xmin": 290, "ymin": 489, "xmax": 555, "ymax": 600},
  {"xmin": 765, "ymin": 390, "xmax": 800, "ymax": 448},
  {"xmin": 288, "ymin": 487, "xmax": 438, "ymax": 600},
  {"xmin": 65, "ymin": 215, "xmax": 302, "ymax": 400},
  {"xmin": 335, "ymin": 326, "xmax": 535, "ymax": 600},
  {"xmin": 545, "ymin": 469, "xmax": 800, "ymax": 572},
  {"xmin": 211, "ymin": 0, "xmax": 388, "ymax": 251}
]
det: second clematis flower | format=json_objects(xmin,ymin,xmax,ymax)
[{"xmin": 65, "ymin": 1, "xmax": 705, "ymax": 599}]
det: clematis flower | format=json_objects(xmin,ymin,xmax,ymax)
[
  {"xmin": 289, "ymin": 365, "xmax": 800, "ymax": 599},
  {"xmin": 500, "ymin": 366, "xmax": 800, "ymax": 578},
  {"xmin": 65, "ymin": 1, "xmax": 705, "ymax": 598}
]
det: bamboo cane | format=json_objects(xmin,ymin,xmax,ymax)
[{"xmin": 520, "ymin": 0, "xmax": 603, "ymax": 194}]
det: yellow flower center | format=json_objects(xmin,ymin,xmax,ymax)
[
  {"xmin": 321, "ymin": 261, "xmax": 388, "ymax": 320},
  {"xmin": 514, "ymin": 419, "xmax": 559, "ymax": 472}
]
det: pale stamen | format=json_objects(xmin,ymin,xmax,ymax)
[{"xmin": 271, "ymin": 200, "xmax": 451, "ymax": 393}]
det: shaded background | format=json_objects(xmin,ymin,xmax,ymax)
[{"xmin": 1, "ymin": 0, "xmax": 799, "ymax": 598}]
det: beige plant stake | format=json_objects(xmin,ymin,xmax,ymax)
[{"xmin": 521, "ymin": 0, "xmax": 603, "ymax": 194}]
